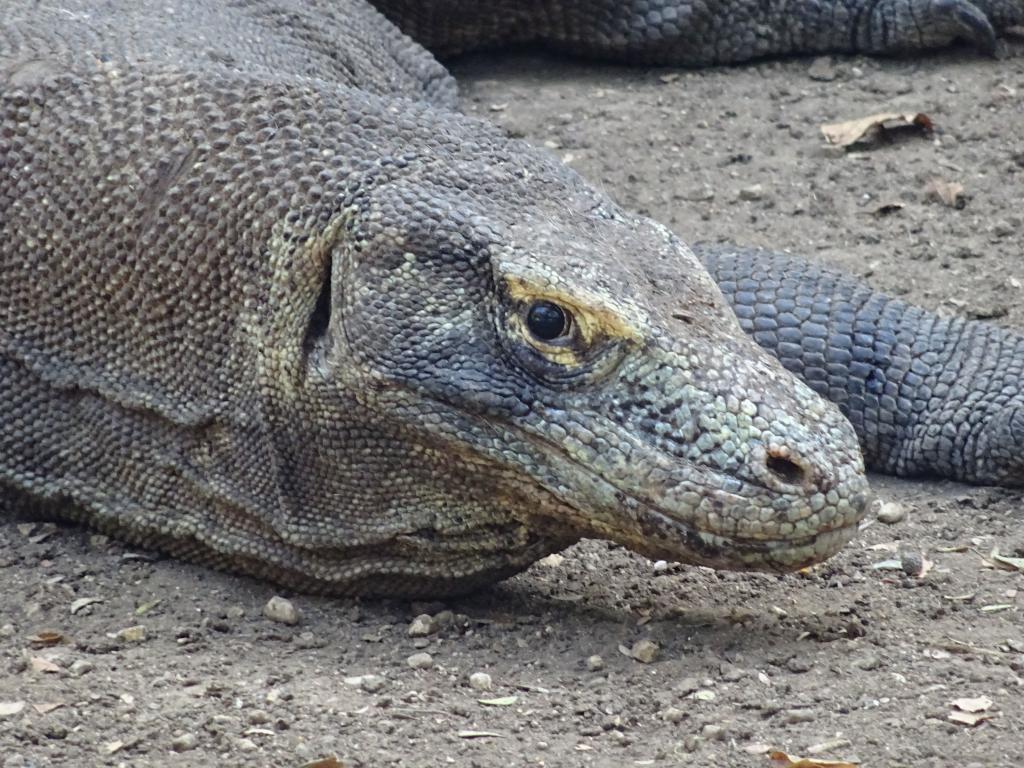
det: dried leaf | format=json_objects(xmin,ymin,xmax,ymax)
[
  {"xmin": 924, "ymin": 177, "xmax": 966, "ymax": 209},
  {"xmin": 135, "ymin": 599, "xmax": 162, "ymax": 616},
  {"xmin": 30, "ymin": 656, "xmax": 61, "ymax": 674},
  {"xmin": 297, "ymin": 757, "xmax": 345, "ymax": 768},
  {"xmin": 992, "ymin": 553, "xmax": 1024, "ymax": 572},
  {"xmin": 871, "ymin": 559, "xmax": 903, "ymax": 570},
  {"xmin": 948, "ymin": 710, "xmax": 993, "ymax": 727},
  {"xmin": 980, "ymin": 604, "xmax": 1013, "ymax": 613},
  {"xmin": 32, "ymin": 702, "xmax": 64, "ymax": 715},
  {"xmin": 478, "ymin": 696, "xmax": 518, "ymax": 707},
  {"xmin": 952, "ymin": 696, "xmax": 993, "ymax": 713},
  {"xmin": 820, "ymin": 112, "xmax": 933, "ymax": 147},
  {"xmin": 70, "ymin": 597, "xmax": 103, "ymax": 615},
  {"xmin": 29, "ymin": 631, "xmax": 66, "ymax": 648},
  {"xmin": 769, "ymin": 750, "xmax": 858, "ymax": 767}
]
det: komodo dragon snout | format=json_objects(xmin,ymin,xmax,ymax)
[{"xmin": 303, "ymin": 148, "xmax": 871, "ymax": 593}]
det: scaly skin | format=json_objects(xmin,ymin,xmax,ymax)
[
  {"xmin": 697, "ymin": 246, "xmax": 1024, "ymax": 487},
  {"xmin": 2, "ymin": 0, "xmax": 1019, "ymax": 597},
  {"xmin": 0, "ymin": 0, "xmax": 877, "ymax": 596},
  {"xmin": 373, "ymin": 0, "xmax": 1024, "ymax": 64}
]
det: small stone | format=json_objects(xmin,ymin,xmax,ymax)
[
  {"xmin": 225, "ymin": 606, "xmax": 246, "ymax": 620},
  {"xmin": 877, "ymin": 502, "xmax": 906, "ymax": 525},
  {"xmin": 408, "ymin": 614, "xmax": 439, "ymax": 637},
  {"xmin": 585, "ymin": 655, "xmax": 605, "ymax": 671},
  {"xmin": 69, "ymin": 660, "xmax": 94, "ymax": 677},
  {"xmin": 784, "ymin": 708, "xmax": 816, "ymax": 724},
  {"xmin": 808, "ymin": 56, "xmax": 837, "ymax": 81},
  {"xmin": 630, "ymin": 639, "xmax": 660, "ymax": 664},
  {"xmin": 468, "ymin": 672, "xmax": 492, "ymax": 691},
  {"xmin": 737, "ymin": 184, "xmax": 764, "ymax": 201},
  {"xmin": 900, "ymin": 549, "xmax": 924, "ymax": 576},
  {"xmin": 786, "ymin": 656, "xmax": 812, "ymax": 674},
  {"xmin": 360, "ymin": 675, "xmax": 386, "ymax": 693},
  {"xmin": 702, "ymin": 723, "xmax": 728, "ymax": 741},
  {"xmin": 236, "ymin": 738, "xmax": 259, "ymax": 752},
  {"xmin": 263, "ymin": 596, "xmax": 300, "ymax": 626},
  {"xmin": 43, "ymin": 723, "xmax": 68, "ymax": 740},
  {"xmin": 170, "ymin": 733, "xmax": 198, "ymax": 752},
  {"xmin": 117, "ymin": 625, "xmax": 147, "ymax": 643},
  {"xmin": 662, "ymin": 706, "xmax": 686, "ymax": 723},
  {"xmin": 246, "ymin": 709, "xmax": 271, "ymax": 725},
  {"xmin": 406, "ymin": 652, "xmax": 433, "ymax": 670}
]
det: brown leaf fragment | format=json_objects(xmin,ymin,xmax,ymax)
[
  {"xmin": 925, "ymin": 177, "xmax": 966, "ymax": 209},
  {"xmin": 297, "ymin": 758, "xmax": 345, "ymax": 768},
  {"xmin": 768, "ymin": 750, "xmax": 859, "ymax": 767},
  {"xmin": 820, "ymin": 112, "xmax": 933, "ymax": 147},
  {"xmin": 32, "ymin": 701, "xmax": 65, "ymax": 715},
  {"xmin": 29, "ymin": 631, "xmax": 66, "ymax": 648},
  {"xmin": 992, "ymin": 553, "xmax": 1024, "ymax": 572}
]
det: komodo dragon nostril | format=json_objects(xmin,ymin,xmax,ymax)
[{"xmin": 766, "ymin": 454, "xmax": 808, "ymax": 486}]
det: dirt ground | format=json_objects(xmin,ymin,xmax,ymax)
[{"xmin": 2, "ymin": 37, "xmax": 1024, "ymax": 768}]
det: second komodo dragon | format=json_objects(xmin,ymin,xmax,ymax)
[{"xmin": 1, "ymin": 0, "xmax": 1022, "ymax": 596}]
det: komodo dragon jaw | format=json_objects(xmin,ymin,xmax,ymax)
[{"xmin": 306, "ymin": 163, "xmax": 871, "ymax": 591}]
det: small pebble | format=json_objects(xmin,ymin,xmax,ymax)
[
  {"xmin": 69, "ymin": 660, "xmax": 94, "ymax": 677},
  {"xmin": 630, "ymin": 639, "xmax": 660, "ymax": 664},
  {"xmin": 263, "ymin": 596, "xmax": 300, "ymax": 626},
  {"xmin": 662, "ymin": 706, "xmax": 686, "ymax": 723},
  {"xmin": 737, "ymin": 184, "xmax": 764, "ymax": 201},
  {"xmin": 877, "ymin": 502, "xmax": 906, "ymax": 525},
  {"xmin": 360, "ymin": 675, "xmax": 386, "ymax": 693},
  {"xmin": 406, "ymin": 652, "xmax": 433, "ymax": 670},
  {"xmin": 468, "ymin": 672, "xmax": 492, "ymax": 691},
  {"xmin": 246, "ymin": 709, "xmax": 271, "ymax": 725},
  {"xmin": 784, "ymin": 708, "xmax": 816, "ymax": 724},
  {"xmin": 702, "ymin": 723, "xmax": 728, "ymax": 741},
  {"xmin": 408, "ymin": 614, "xmax": 439, "ymax": 637},
  {"xmin": 585, "ymin": 655, "xmax": 605, "ymax": 671},
  {"xmin": 117, "ymin": 625, "xmax": 147, "ymax": 643},
  {"xmin": 900, "ymin": 550, "xmax": 924, "ymax": 576},
  {"xmin": 170, "ymin": 733, "xmax": 198, "ymax": 752}
]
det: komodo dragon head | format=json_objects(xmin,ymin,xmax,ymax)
[{"xmin": 254, "ymin": 96, "xmax": 872, "ymax": 596}]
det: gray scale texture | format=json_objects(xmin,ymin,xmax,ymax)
[
  {"xmin": 697, "ymin": 246, "xmax": 1024, "ymax": 487},
  {"xmin": 0, "ymin": 0, "xmax": 1020, "ymax": 596}
]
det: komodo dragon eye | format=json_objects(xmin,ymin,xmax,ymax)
[{"xmin": 526, "ymin": 300, "xmax": 572, "ymax": 341}]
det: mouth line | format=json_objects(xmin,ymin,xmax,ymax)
[{"xmin": 491, "ymin": 417, "xmax": 856, "ymax": 547}]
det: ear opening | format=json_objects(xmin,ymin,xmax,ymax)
[{"xmin": 303, "ymin": 252, "xmax": 333, "ymax": 353}]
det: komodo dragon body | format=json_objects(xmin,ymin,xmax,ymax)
[{"xmin": 1, "ymin": 0, "xmax": 1021, "ymax": 596}]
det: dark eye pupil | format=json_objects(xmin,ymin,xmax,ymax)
[{"xmin": 526, "ymin": 301, "xmax": 569, "ymax": 341}]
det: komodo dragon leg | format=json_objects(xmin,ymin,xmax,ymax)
[
  {"xmin": 373, "ymin": 0, "xmax": 1024, "ymax": 65},
  {"xmin": 695, "ymin": 246, "xmax": 1024, "ymax": 487}
]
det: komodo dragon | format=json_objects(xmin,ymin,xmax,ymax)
[{"xmin": 1, "ymin": 0, "xmax": 1022, "ymax": 597}]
